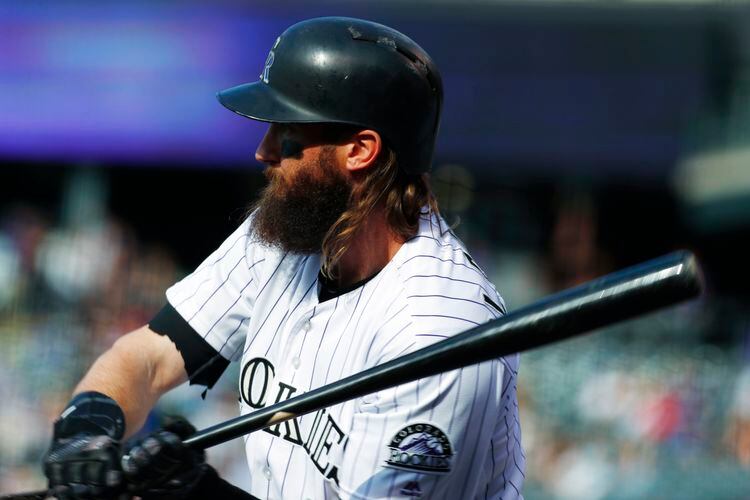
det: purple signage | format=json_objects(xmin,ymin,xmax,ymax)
[
  {"xmin": 0, "ymin": 2, "xmax": 288, "ymax": 166},
  {"xmin": 0, "ymin": 2, "xmax": 711, "ymax": 174}
]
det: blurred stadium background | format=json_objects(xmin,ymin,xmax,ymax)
[{"xmin": 2, "ymin": 1, "xmax": 750, "ymax": 498}]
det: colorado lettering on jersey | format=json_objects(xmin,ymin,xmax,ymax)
[{"xmin": 240, "ymin": 357, "xmax": 346, "ymax": 484}]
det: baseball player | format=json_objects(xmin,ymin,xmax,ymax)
[{"xmin": 43, "ymin": 17, "xmax": 525, "ymax": 499}]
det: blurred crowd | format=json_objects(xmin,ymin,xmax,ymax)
[
  {"xmin": 454, "ymin": 177, "xmax": 750, "ymax": 499},
  {"xmin": 0, "ymin": 171, "xmax": 251, "ymax": 493},
  {"xmin": 1, "ymin": 169, "xmax": 749, "ymax": 498}
]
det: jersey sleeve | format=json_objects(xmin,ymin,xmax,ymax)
[
  {"xmin": 334, "ymin": 321, "xmax": 525, "ymax": 499},
  {"xmin": 165, "ymin": 217, "xmax": 263, "ymax": 364}
]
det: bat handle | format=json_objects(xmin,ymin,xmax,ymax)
[
  {"xmin": 0, "ymin": 490, "xmax": 51, "ymax": 500},
  {"xmin": 0, "ymin": 487, "xmax": 133, "ymax": 499}
]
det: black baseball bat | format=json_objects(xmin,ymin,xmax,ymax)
[
  {"xmin": 184, "ymin": 250, "xmax": 703, "ymax": 450},
  {"xmin": 0, "ymin": 250, "xmax": 702, "ymax": 499}
]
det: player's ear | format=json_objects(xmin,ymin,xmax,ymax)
[{"xmin": 343, "ymin": 129, "xmax": 382, "ymax": 173}]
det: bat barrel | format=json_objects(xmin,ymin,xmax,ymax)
[
  {"xmin": 476, "ymin": 249, "xmax": 703, "ymax": 357},
  {"xmin": 184, "ymin": 250, "xmax": 703, "ymax": 450}
]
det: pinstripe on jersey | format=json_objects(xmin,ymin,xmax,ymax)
[{"xmin": 166, "ymin": 210, "xmax": 525, "ymax": 499}]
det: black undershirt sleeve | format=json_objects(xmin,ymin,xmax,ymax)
[
  {"xmin": 149, "ymin": 308, "xmax": 253, "ymax": 497},
  {"xmin": 149, "ymin": 303, "xmax": 230, "ymax": 389}
]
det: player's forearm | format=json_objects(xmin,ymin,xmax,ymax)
[
  {"xmin": 74, "ymin": 348, "xmax": 157, "ymax": 436},
  {"xmin": 74, "ymin": 326, "xmax": 188, "ymax": 437}
]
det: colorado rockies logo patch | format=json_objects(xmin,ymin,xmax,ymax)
[{"xmin": 385, "ymin": 423, "xmax": 453, "ymax": 474}]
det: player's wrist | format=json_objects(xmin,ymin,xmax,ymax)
[
  {"xmin": 45, "ymin": 392, "xmax": 127, "ymax": 497},
  {"xmin": 53, "ymin": 391, "xmax": 126, "ymax": 441}
]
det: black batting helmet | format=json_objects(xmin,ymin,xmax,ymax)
[{"xmin": 217, "ymin": 17, "xmax": 443, "ymax": 174}]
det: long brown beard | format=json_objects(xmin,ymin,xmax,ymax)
[{"xmin": 250, "ymin": 149, "xmax": 352, "ymax": 254}]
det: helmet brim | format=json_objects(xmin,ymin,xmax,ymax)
[{"xmin": 216, "ymin": 82, "xmax": 326, "ymax": 124}]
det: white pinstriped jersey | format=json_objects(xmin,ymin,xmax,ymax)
[{"xmin": 166, "ymin": 210, "xmax": 525, "ymax": 499}]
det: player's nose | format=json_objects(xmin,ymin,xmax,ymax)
[{"xmin": 255, "ymin": 125, "xmax": 281, "ymax": 166}]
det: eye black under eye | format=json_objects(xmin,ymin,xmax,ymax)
[{"xmin": 280, "ymin": 138, "xmax": 305, "ymax": 159}]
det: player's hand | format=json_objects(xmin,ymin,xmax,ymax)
[
  {"xmin": 121, "ymin": 416, "xmax": 208, "ymax": 499},
  {"xmin": 43, "ymin": 392, "xmax": 127, "ymax": 499},
  {"xmin": 44, "ymin": 433, "xmax": 124, "ymax": 499}
]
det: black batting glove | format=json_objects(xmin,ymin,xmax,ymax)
[
  {"xmin": 43, "ymin": 391, "xmax": 126, "ymax": 499},
  {"xmin": 121, "ymin": 416, "xmax": 208, "ymax": 499},
  {"xmin": 45, "ymin": 434, "xmax": 124, "ymax": 499}
]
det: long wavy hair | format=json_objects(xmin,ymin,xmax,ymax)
[{"xmin": 321, "ymin": 146, "xmax": 439, "ymax": 279}]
